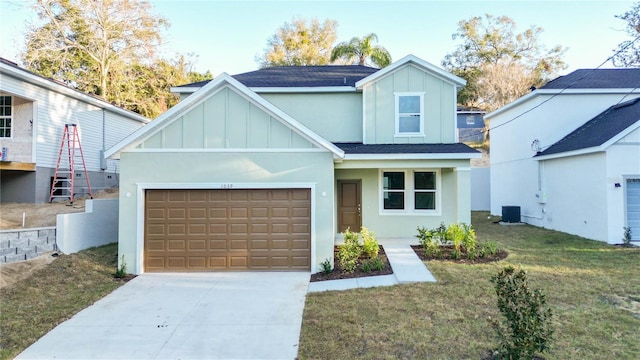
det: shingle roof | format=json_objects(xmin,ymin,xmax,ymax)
[
  {"xmin": 174, "ymin": 66, "xmax": 380, "ymax": 89},
  {"xmin": 541, "ymin": 69, "xmax": 640, "ymax": 89},
  {"xmin": 536, "ymin": 97, "xmax": 640, "ymax": 157},
  {"xmin": 334, "ymin": 142, "xmax": 480, "ymax": 154}
]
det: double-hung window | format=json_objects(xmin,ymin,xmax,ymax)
[
  {"xmin": 395, "ymin": 92, "xmax": 424, "ymax": 136},
  {"xmin": 0, "ymin": 96, "xmax": 11, "ymax": 138},
  {"xmin": 382, "ymin": 170, "xmax": 438, "ymax": 213}
]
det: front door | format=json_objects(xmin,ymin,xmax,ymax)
[{"xmin": 338, "ymin": 180, "xmax": 361, "ymax": 233}]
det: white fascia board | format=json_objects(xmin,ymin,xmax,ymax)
[
  {"xmin": 250, "ymin": 86, "xmax": 357, "ymax": 93},
  {"xmin": 485, "ymin": 88, "xmax": 640, "ymax": 120},
  {"xmin": 343, "ymin": 152, "xmax": 482, "ymax": 160},
  {"xmin": 169, "ymin": 86, "xmax": 201, "ymax": 94},
  {"xmin": 601, "ymin": 118, "xmax": 640, "ymax": 149},
  {"xmin": 356, "ymin": 54, "xmax": 466, "ymax": 89},
  {"xmin": 0, "ymin": 62, "xmax": 149, "ymax": 124},
  {"xmin": 171, "ymin": 85, "xmax": 358, "ymax": 94},
  {"xmin": 533, "ymin": 146, "xmax": 603, "ymax": 161},
  {"xmin": 123, "ymin": 148, "xmax": 329, "ymax": 154}
]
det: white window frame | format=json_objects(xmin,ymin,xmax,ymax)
[
  {"xmin": 0, "ymin": 96, "xmax": 12, "ymax": 138},
  {"xmin": 394, "ymin": 92, "xmax": 424, "ymax": 136},
  {"xmin": 466, "ymin": 115, "xmax": 475, "ymax": 125},
  {"xmin": 379, "ymin": 169, "xmax": 440, "ymax": 215}
]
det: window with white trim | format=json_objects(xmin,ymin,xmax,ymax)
[
  {"xmin": 395, "ymin": 92, "xmax": 424, "ymax": 135},
  {"xmin": 466, "ymin": 115, "xmax": 475, "ymax": 125},
  {"xmin": 381, "ymin": 170, "xmax": 438, "ymax": 213},
  {"xmin": 0, "ymin": 96, "xmax": 11, "ymax": 138}
]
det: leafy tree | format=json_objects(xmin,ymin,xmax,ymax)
[
  {"xmin": 113, "ymin": 55, "xmax": 212, "ymax": 118},
  {"xmin": 331, "ymin": 33, "xmax": 392, "ymax": 68},
  {"xmin": 257, "ymin": 18, "xmax": 338, "ymax": 67},
  {"xmin": 612, "ymin": 2, "xmax": 640, "ymax": 67},
  {"xmin": 443, "ymin": 14, "xmax": 567, "ymax": 111},
  {"xmin": 21, "ymin": 0, "xmax": 210, "ymax": 118}
]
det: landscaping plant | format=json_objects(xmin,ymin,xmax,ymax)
[
  {"xmin": 622, "ymin": 227, "xmax": 632, "ymax": 247},
  {"xmin": 489, "ymin": 266, "xmax": 553, "ymax": 359},
  {"xmin": 320, "ymin": 258, "xmax": 332, "ymax": 274},
  {"xmin": 361, "ymin": 226, "xmax": 380, "ymax": 259},
  {"xmin": 338, "ymin": 228, "xmax": 362, "ymax": 272}
]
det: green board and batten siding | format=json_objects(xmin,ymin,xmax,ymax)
[
  {"xmin": 138, "ymin": 86, "xmax": 316, "ymax": 150},
  {"xmin": 363, "ymin": 64, "xmax": 457, "ymax": 144}
]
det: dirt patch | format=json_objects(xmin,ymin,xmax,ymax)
[
  {"xmin": 411, "ymin": 245, "xmax": 509, "ymax": 264},
  {"xmin": 310, "ymin": 245, "xmax": 393, "ymax": 282},
  {"xmin": 0, "ymin": 189, "xmax": 118, "ymax": 230},
  {"xmin": 0, "ymin": 252, "xmax": 59, "ymax": 289}
]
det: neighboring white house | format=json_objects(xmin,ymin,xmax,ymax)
[
  {"xmin": 106, "ymin": 55, "xmax": 481, "ymax": 274},
  {"xmin": 487, "ymin": 69, "xmax": 640, "ymax": 244},
  {"xmin": 0, "ymin": 58, "xmax": 149, "ymax": 203}
]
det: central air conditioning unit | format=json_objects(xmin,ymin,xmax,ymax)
[{"xmin": 501, "ymin": 206, "xmax": 521, "ymax": 223}]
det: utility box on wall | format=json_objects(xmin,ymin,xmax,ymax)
[{"xmin": 502, "ymin": 206, "xmax": 521, "ymax": 223}]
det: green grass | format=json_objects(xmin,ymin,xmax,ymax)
[
  {"xmin": 299, "ymin": 212, "xmax": 640, "ymax": 359},
  {"xmin": 0, "ymin": 243, "xmax": 124, "ymax": 360}
]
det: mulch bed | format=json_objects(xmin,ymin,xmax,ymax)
[
  {"xmin": 310, "ymin": 245, "xmax": 393, "ymax": 282},
  {"xmin": 411, "ymin": 245, "xmax": 509, "ymax": 264}
]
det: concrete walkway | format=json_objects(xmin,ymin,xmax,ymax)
[
  {"xmin": 16, "ymin": 272, "xmax": 309, "ymax": 360},
  {"xmin": 308, "ymin": 242, "xmax": 435, "ymax": 293}
]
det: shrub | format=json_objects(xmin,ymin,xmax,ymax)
[
  {"xmin": 482, "ymin": 241, "xmax": 498, "ymax": 256},
  {"xmin": 320, "ymin": 258, "xmax": 332, "ymax": 274},
  {"xmin": 622, "ymin": 227, "xmax": 632, "ymax": 247},
  {"xmin": 114, "ymin": 255, "xmax": 127, "ymax": 278},
  {"xmin": 338, "ymin": 228, "xmax": 362, "ymax": 273},
  {"xmin": 361, "ymin": 227, "xmax": 379, "ymax": 259},
  {"xmin": 461, "ymin": 223, "xmax": 476, "ymax": 253},
  {"xmin": 489, "ymin": 266, "xmax": 553, "ymax": 359},
  {"xmin": 446, "ymin": 223, "xmax": 465, "ymax": 259},
  {"xmin": 362, "ymin": 257, "xmax": 385, "ymax": 272}
]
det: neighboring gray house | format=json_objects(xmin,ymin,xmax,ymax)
[
  {"xmin": 0, "ymin": 58, "xmax": 149, "ymax": 203},
  {"xmin": 488, "ymin": 69, "xmax": 640, "ymax": 244},
  {"xmin": 106, "ymin": 55, "xmax": 481, "ymax": 274},
  {"xmin": 456, "ymin": 105, "xmax": 486, "ymax": 143}
]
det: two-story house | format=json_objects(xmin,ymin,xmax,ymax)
[
  {"xmin": 0, "ymin": 58, "xmax": 149, "ymax": 203},
  {"xmin": 106, "ymin": 55, "xmax": 480, "ymax": 274},
  {"xmin": 487, "ymin": 69, "xmax": 640, "ymax": 244}
]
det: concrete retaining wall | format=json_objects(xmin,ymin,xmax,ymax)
[
  {"xmin": 56, "ymin": 198, "xmax": 118, "ymax": 254},
  {"xmin": 0, "ymin": 227, "xmax": 57, "ymax": 263}
]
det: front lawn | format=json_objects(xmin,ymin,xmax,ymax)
[
  {"xmin": 299, "ymin": 212, "xmax": 640, "ymax": 359},
  {"xmin": 0, "ymin": 243, "xmax": 124, "ymax": 360}
]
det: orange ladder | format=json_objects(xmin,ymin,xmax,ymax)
[{"xmin": 49, "ymin": 124, "xmax": 93, "ymax": 204}]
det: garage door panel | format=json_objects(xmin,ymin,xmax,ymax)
[{"xmin": 145, "ymin": 189, "xmax": 310, "ymax": 272}]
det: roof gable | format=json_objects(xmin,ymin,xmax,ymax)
[
  {"xmin": 106, "ymin": 73, "xmax": 344, "ymax": 159},
  {"xmin": 355, "ymin": 54, "xmax": 466, "ymax": 89},
  {"xmin": 536, "ymin": 97, "xmax": 640, "ymax": 158}
]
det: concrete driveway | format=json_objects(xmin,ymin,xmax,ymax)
[{"xmin": 17, "ymin": 272, "xmax": 310, "ymax": 360}]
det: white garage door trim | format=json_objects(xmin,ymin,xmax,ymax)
[{"xmin": 134, "ymin": 182, "xmax": 317, "ymax": 273}]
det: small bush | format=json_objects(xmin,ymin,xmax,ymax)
[
  {"xmin": 622, "ymin": 227, "xmax": 632, "ymax": 247},
  {"xmin": 114, "ymin": 255, "xmax": 127, "ymax": 278},
  {"xmin": 489, "ymin": 266, "xmax": 553, "ymax": 359},
  {"xmin": 363, "ymin": 257, "xmax": 385, "ymax": 272},
  {"xmin": 320, "ymin": 258, "xmax": 332, "ymax": 274},
  {"xmin": 361, "ymin": 227, "xmax": 380, "ymax": 259},
  {"xmin": 482, "ymin": 241, "xmax": 498, "ymax": 256},
  {"xmin": 338, "ymin": 228, "xmax": 362, "ymax": 273}
]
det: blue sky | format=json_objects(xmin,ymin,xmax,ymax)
[{"xmin": 0, "ymin": 0, "xmax": 636, "ymax": 76}]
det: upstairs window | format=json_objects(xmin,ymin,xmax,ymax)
[
  {"xmin": 0, "ymin": 96, "xmax": 11, "ymax": 138},
  {"xmin": 395, "ymin": 92, "xmax": 424, "ymax": 136}
]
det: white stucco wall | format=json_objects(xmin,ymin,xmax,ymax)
[{"xmin": 118, "ymin": 151, "xmax": 336, "ymax": 274}]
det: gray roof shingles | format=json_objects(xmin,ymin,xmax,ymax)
[
  {"xmin": 176, "ymin": 66, "xmax": 380, "ymax": 89},
  {"xmin": 536, "ymin": 97, "xmax": 640, "ymax": 157},
  {"xmin": 334, "ymin": 142, "xmax": 480, "ymax": 155},
  {"xmin": 541, "ymin": 69, "xmax": 640, "ymax": 89}
]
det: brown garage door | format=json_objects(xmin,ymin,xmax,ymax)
[{"xmin": 144, "ymin": 189, "xmax": 311, "ymax": 272}]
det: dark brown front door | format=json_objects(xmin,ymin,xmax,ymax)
[{"xmin": 338, "ymin": 180, "xmax": 361, "ymax": 233}]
